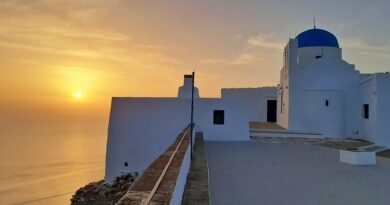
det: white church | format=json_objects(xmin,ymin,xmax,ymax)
[{"xmin": 105, "ymin": 27, "xmax": 390, "ymax": 183}]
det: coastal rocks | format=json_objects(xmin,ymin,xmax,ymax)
[{"xmin": 71, "ymin": 172, "xmax": 138, "ymax": 205}]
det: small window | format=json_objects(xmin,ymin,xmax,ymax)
[
  {"xmin": 124, "ymin": 162, "xmax": 128, "ymax": 167},
  {"xmin": 213, "ymin": 110, "xmax": 224, "ymax": 125},
  {"xmin": 363, "ymin": 104, "xmax": 369, "ymax": 119},
  {"xmin": 316, "ymin": 55, "xmax": 322, "ymax": 59},
  {"xmin": 325, "ymin": 100, "xmax": 329, "ymax": 107}
]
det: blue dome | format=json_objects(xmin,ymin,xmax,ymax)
[{"xmin": 296, "ymin": 28, "xmax": 339, "ymax": 48}]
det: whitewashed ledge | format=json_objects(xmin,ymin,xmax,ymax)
[{"xmin": 339, "ymin": 150, "xmax": 376, "ymax": 165}]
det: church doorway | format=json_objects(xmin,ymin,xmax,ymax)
[{"xmin": 267, "ymin": 100, "xmax": 277, "ymax": 122}]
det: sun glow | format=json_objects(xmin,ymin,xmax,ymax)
[{"xmin": 74, "ymin": 92, "xmax": 83, "ymax": 99}]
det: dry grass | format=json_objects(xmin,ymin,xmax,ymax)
[
  {"xmin": 318, "ymin": 139, "xmax": 373, "ymax": 151},
  {"xmin": 377, "ymin": 150, "xmax": 390, "ymax": 159},
  {"xmin": 253, "ymin": 136, "xmax": 375, "ymax": 151}
]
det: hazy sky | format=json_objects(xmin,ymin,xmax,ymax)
[{"xmin": 1, "ymin": 0, "xmax": 390, "ymax": 124}]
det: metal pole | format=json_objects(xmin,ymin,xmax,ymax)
[{"xmin": 190, "ymin": 71, "xmax": 195, "ymax": 159}]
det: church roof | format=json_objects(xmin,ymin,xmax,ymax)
[{"xmin": 296, "ymin": 28, "xmax": 339, "ymax": 48}]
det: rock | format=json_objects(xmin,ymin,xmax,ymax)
[
  {"xmin": 98, "ymin": 190, "xmax": 106, "ymax": 197},
  {"xmin": 71, "ymin": 173, "xmax": 137, "ymax": 205}
]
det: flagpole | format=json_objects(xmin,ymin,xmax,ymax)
[{"xmin": 190, "ymin": 71, "xmax": 195, "ymax": 159}]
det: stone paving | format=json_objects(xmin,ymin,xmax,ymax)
[{"xmin": 206, "ymin": 141, "xmax": 390, "ymax": 205}]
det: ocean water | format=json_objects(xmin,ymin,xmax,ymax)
[{"xmin": 0, "ymin": 121, "xmax": 107, "ymax": 205}]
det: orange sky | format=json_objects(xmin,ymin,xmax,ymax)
[{"xmin": 1, "ymin": 0, "xmax": 389, "ymax": 126}]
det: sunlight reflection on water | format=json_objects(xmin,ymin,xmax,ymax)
[{"xmin": 0, "ymin": 121, "xmax": 107, "ymax": 205}]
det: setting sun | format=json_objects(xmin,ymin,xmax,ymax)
[{"xmin": 74, "ymin": 92, "xmax": 83, "ymax": 99}]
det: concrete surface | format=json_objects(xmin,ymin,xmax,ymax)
[
  {"xmin": 205, "ymin": 141, "xmax": 390, "ymax": 205},
  {"xmin": 182, "ymin": 133, "xmax": 210, "ymax": 205}
]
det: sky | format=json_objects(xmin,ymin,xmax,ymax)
[{"xmin": 1, "ymin": 0, "xmax": 390, "ymax": 126}]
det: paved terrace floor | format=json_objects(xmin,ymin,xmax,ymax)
[{"xmin": 205, "ymin": 141, "xmax": 390, "ymax": 205}]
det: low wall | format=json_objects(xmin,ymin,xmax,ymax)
[
  {"xmin": 116, "ymin": 126, "xmax": 192, "ymax": 205},
  {"xmin": 106, "ymin": 97, "xmax": 249, "ymax": 183},
  {"xmin": 105, "ymin": 98, "xmax": 190, "ymax": 183},
  {"xmin": 169, "ymin": 146, "xmax": 191, "ymax": 205}
]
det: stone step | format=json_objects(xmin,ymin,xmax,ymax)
[
  {"xmin": 250, "ymin": 128, "xmax": 286, "ymax": 132},
  {"xmin": 250, "ymin": 130, "xmax": 323, "ymax": 139}
]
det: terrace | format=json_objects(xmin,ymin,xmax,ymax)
[{"xmin": 206, "ymin": 140, "xmax": 390, "ymax": 205}]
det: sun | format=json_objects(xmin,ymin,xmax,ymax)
[{"xmin": 74, "ymin": 91, "xmax": 83, "ymax": 99}]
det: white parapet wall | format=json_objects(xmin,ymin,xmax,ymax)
[{"xmin": 170, "ymin": 145, "xmax": 191, "ymax": 205}]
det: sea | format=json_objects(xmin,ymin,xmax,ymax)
[{"xmin": 0, "ymin": 120, "xmax": 107, "ymax": 205}]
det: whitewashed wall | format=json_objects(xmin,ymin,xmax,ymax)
[
  {"xmin": 376, "ymin": 74, "xmax": 390, "ymax": 147},
  {"xmin": 178, "ymin": 76, "xmax": 199, "ymax": 98},
  {"xmin": 300, "ymin": 89, "xmax": 345, "ymax": 137},
  {"xmin": 194, "ymin": 98, "xmax": 249, "ymax": 141},
  {"xmin": 359, "ymin": 73, "xmax": 390, "ymax": 147},
  {"xmin": 276, "ymin": 34, "xmax": 389, "ymax": 144},
  {"xmin": 297, "ymin": 46, "xmax": 342, "ymax": 67},
  {"xmin": 105, "ymin": 97, "xmax": 249, "ymax": 182},
  {"xmin": 170, "ymin": 146, "xmax": 191, "ymax": 205},
  {"xmin": 221, "ymin": 87, "xmax": 277, "ymax": 122},
  {"xmin": 359, "ymin": 76, "xmax": 377, "ymax": 142},
  {"xmin": 292, "ymin": 58, "xmax": 360, "ymax": 137},
  {"xmin": 105, "ymin": 98, "xmax": 191, "ymax": 183},
  {"xmin": 277, "ymin": 39, "xmax": 297, "ymax": 129},
  {"xmin": 279, "ymin": 38, "xmax": 362, "ymax": 138}
]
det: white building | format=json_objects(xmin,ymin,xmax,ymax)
[
  {"xmin": 105, "ymin": 27, "xmax": 390, "ymax": 183},
  {"xmin": 222, "ymin": 87, "xmax": 277, "ymax": 122},
  {"xmin": 278, "ymin": 27, "xmax": 390, "ymax": 146},
  {"xmin": 105, "ymin": 75, "xmax": 251, "ymax": 182}
]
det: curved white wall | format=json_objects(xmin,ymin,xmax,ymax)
[
  {"xmin": 279, "ymin": 39, "xmax": 361, "ymax": 138},
  {"xmin": 298, "ymin": 47, "xmax": 341, "ymax": 67},
  {"xmin": 301, "ymin": 90, "xmax": 345, "ymax": 137}
]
